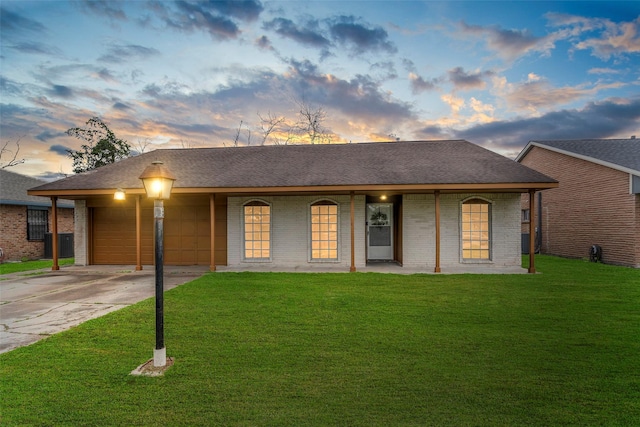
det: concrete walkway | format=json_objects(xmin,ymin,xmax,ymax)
[{"xmin": 0, "ymin": 265, "xmax": 209, "ymax": 354}]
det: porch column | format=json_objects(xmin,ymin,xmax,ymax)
[
  {"xmin": 136, "ymin": 195, "xmax": 142, "ymax": 271},
  {"xmin": 51, "ymin": 196, "xmax": 60, "ymax": 271},
  {"xmin": 210, "ymin": 194, "xmax": 216, "ymax": 272},
  {"xmin": 350, "ymin": 191, "xmax": 356, "ymax": 272},
  {"xmin": 434, "ymin": 191, "xmax": 441, "ymax": 273},
  {"xmin": 528, "ymin": 190, "xmax": 536, "ymax": 273}
]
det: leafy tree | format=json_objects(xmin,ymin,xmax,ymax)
[{"xmin": 66, "ymin": 117, "xmax": 131, "ymax": 173}]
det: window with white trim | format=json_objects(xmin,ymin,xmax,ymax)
[
  {"xmin": 243, "ymin": 201, "xmax": 271, "ymax": 260},
  {"xmin": 310, "ymin": 201, "xmax": 338, "ymax": 260},
  {"xmin": 461, "ymin": 199, "xmax": 491, "ymax": 260}
]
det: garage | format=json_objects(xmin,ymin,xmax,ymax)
[{"xmin": 89, "ymin": 196, "xmax": 226, "ymax": 266}]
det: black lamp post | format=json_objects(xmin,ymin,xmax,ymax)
[{"xmin": 139, "ymin": 161, "xmax": 176, "ymax": 367}]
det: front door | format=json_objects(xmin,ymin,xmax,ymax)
[{"xmin": 367, "ymin": 203, "xmax": 393, "ymax": 260}]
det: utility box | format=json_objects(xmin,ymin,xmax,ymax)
[
  {"xmin": 521, "ymin": 233, "xmax": 530, "ymax": 254},
  {"xmin": 44, "ymin": 233, "xmax": 74, "ymax": 259}
]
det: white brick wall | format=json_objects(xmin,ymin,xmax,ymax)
[
  {"xmin": 74, "ymin": 199, "xmax": 88, "ymax": 266},
  {"xmin": 228, "ymin": 195, "xmax": 367, "ymax": 269},
  {"xmin": 229, "ymin": 193, "xmax": 521, "ymax": 271},
  {"xmin": 403, "ymin": 193, "xmax": 522, "ymax": 269}
]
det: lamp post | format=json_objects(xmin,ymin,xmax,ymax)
[{"xmin": 139, "ymin": 161, "xmax": 176, "ymax": 367}]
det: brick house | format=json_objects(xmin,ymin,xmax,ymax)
[
  {"xmin": 0, "ymin": 169, "xmax": 74, "ymax": 262},
  {"xmin": 29, "ymin": 140, "xmax": 557, "ymax": 273},
  {"xmin": 516, "ymin": 138, "xmax": 640, "ymax": 268}
]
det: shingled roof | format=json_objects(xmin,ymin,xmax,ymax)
[
  {"xmin": 29, "ymin": 140, "xmax": 557, "ymax": 197},
  {"xmin": 517, "ymin": 138, "xmax": 640, "ymax": 175},
  {"xmin": 1, "ymin": 169, "xmax": 74, "ymax": 207}
]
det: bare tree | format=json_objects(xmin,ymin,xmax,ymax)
[
  {"xmin": 257, "ymin": 111, "xmax": 286, "ymax": 145},
  {"xmin": 292, "ymin": 97, "xmax": 332, "ymax": 144},
  {"xmin": 179, "ymin": 139, "xmax": 198, "ymax": 148},
  {"xmin": 0, "ymin": 136, "xmax": 26, "ymax": 168},
  {"xmin": 133, "ymin": 137, "xmax": 152, "ymax": 154},
  {"xmin": 230, "ymin": 120, "xmax": 246, "ymax": 147}
]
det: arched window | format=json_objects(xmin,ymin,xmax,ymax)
[
  {"xmin": 461, "ymin": 198, "xmax": 491, "ymax": 260},
  {"xmin": 310, "ymin": 200, "xmax": 338, "ymax": 260},
  {"xmin": 243, "ymin": 200, "xmax": 270, "ymax": 260}
]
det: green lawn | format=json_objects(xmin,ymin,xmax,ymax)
[
  {"xmin": 0, "ymin": 258, "xmax": 74, "ymax": 275},
  {"xmin": 1, "ymin": 256, "xmax": 639, "ymax": 426}
]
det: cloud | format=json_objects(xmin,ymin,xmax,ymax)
[
  {"xmin": 286, "ymin": 59, "xmax": 414, "ymax": 123},
  {"xmin": 492, "ymin": 73, "xmax": 625, "ymax": 114},
  {"xmin": 588, "ymin": 67, "xmax": 620, "ymax": 75},
  {"xmin": 263, "ymin": 17, "xmax": 331, "ymax": 49},
  {"xmin": 255, "ymin": 35, "xmax": 274, "ymax": 51},
  {"xmin": 448, "ymin": 67, "xmax": 494, "ymax": 90},
  {"xmin": 160, "ymin": 0, "xmax": 263, "ymax": 40},
  {"xmin": 36, "ymin": 131, "xmax": 66, "ymax": 142},
  {"xmin": 98, "ymin": 43, "xmax": 161, "ymax": 63},
  {"xmin": 575, "ymin": 17, "xmax": 640, "ymax": 60},
  {"xmin": 198, "ymin": 0, "xmax": 263, "ymax": 22},
  {"xmin": 5, "ymin": 41, "xmax": 63, "ymax": 57},
  {"xmin": 370, "ymin": 61, "xmax": 398, "ymax": 80},
  {"xmin": 327, "ymin": 15, "xmax": 397, "ymax": 54},
  {"xmin": 79, "ymin": 0, "xmax": 127, "ymax": 21},
  {"xmin": 452, "ymin": 97, "xmax": 640, "ymax": 147},
  {"xmin": 409, "ymin": 72, "xmax": 437, "ymax": 94},
  {"xmin": 48, "ymin": 144, "xmax": 71, "ymax": 155},
  {"xmin": 546, "ymin": 13, "xmax": 640, "ymax": 60},
  {"xmin": 48, "ymin": 85, "xmax": 74, "ymax": 99},
  {"xmin": 263, "ymin": 14, "xmax": 396, "ymax": 57},
  {"xmin": 459, "ymin": 21, "xmax": 554, "ymax": 61},
  {"xmin": 113, "ymin": 102, "xmax": 132, "ymax": 110},
  {"xmin": 0, "ymin": 7, "xmax": 46, "ymax": 36}
]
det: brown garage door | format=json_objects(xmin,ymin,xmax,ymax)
[
  {"xmin": 91, "ymin": 196, "xmax": 225, "ymax": 266},
  {"xmin": 91, "ymin": 207, "xmax": 146, "ymax": 264}
]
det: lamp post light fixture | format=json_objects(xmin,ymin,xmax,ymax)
[{"xmin": 139, "ymin": 161, "xmax": 176, "ymax": 367}]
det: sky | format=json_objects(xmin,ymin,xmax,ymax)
[{"xmin": 1, "ymin": 0, "xmax": 639, "ymax": 180}]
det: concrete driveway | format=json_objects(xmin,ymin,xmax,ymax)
[{"xmin": 0, "ymin": 265, "xmax": 209, "ymax": 354}]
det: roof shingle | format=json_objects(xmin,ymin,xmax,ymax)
[
  {"xmin": 518, "ymin": 138, "xmax": 640, "ymax": 174},
  {"xmin": 30, "ymin": 140, "xmax": 557, "ymax": 194}
]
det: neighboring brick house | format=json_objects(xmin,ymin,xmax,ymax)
[
  {"xmin": 517, "ymin": 138, "xmax": 640, "ymax": 268},
  {"xmin": 29, "ymin": 140, "xmax": 557, "ymax": 273},
  {"xmin": 0, "ymin": 169, "xmax": 74, "ymax": 262}
]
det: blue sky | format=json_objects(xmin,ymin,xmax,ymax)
[{"xmin": 1, "ymin": 0, "xmax": 639, "ymax": 179}]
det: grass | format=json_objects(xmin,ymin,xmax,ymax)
[
  {"xmin": 1, "ymin": 256, "xmax": 639, "ymax": 426},
  {"xmin": 0, "ymin": 258, "xmax": 74, "ymax": 275}
]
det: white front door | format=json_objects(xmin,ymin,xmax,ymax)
[{"xmin": 367, "ymin": 203, "xmax": 394, "ymax": 260}]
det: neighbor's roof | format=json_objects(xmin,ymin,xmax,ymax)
[
  {"xmin": 516, "ymin": 138, "xmax": 640, "ymax": 175},
  {"xmin": 29, "ymin": 140, "xmax": 557, "ymax": 197},
  {"xmin": 1, "ymin": 169, "xmax": 74, "ymax": 208}
]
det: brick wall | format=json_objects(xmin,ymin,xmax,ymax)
[
  {"xmin": 228, "ymin": 193, "xmax": 522, "ymax": 272},
  {"xmin": 520, "ymin": 146, "xmax": 639, "ymax": 267},
  {"xmin": 0, "ymin": 204, "xmax": 74, "ymax": 262},
  {"xmin": 228, "ymin": 195, "xmax": 367, "ymax": 270},
  {"xmin": 403, "ymin": 193, "xmax": 522, "ymax": 270},
  {"xmin": 74, "ymin": 200, "xmax": 88, "ymax": 266}
]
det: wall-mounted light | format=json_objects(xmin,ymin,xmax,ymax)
[
  {"xmin": 114, "ymin": 188, "xmax": 126, "ymax": 201},
  {"xmin": 380, "ymin": 195, "xmax": 387, "ymax": 201}
]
